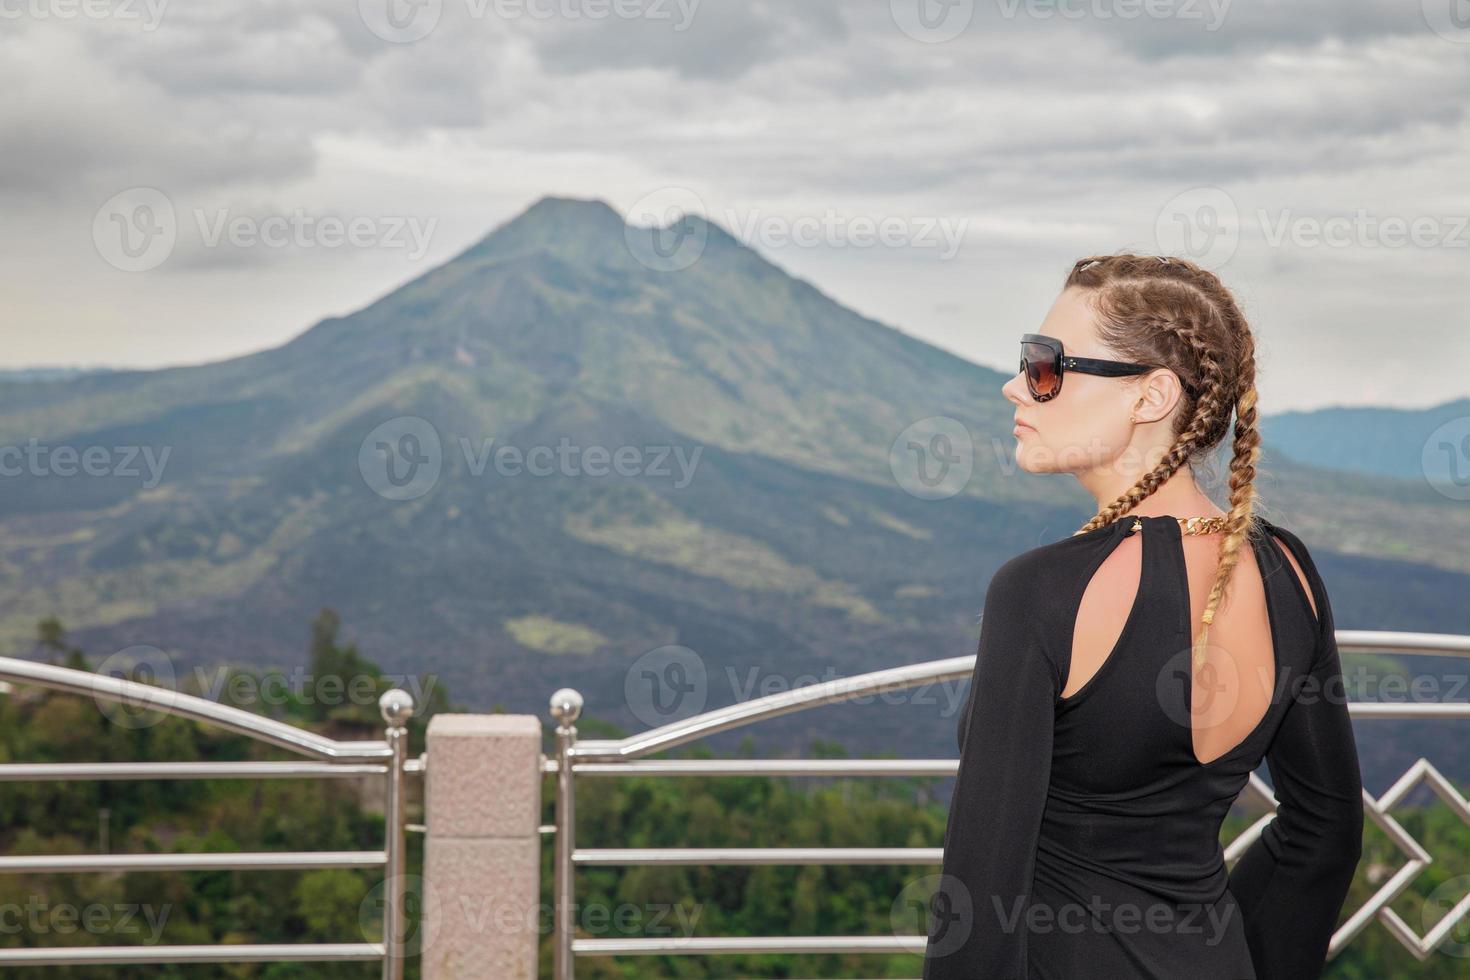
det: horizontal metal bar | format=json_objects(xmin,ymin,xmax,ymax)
[
  {"xmin": 551, "ymin": 693, "xmax": 1470, "ymax": 779},
  {"xmin": 568, "ymin": 630, "xmax": 1470, "ymax": 764},
  {"xmin": 544, "ymin": 758, "xmax": 959, "ymax": 777},
  {"xmin": 0, "ymin": 943, "xmax": 386, "ymax": 965},
  {"xmin": 0, "ymin": 761, "xmax": 388, "ymax": 781},
  {"xmin": 1347, "ymin": 703, "xmax": 1470, "ymax": 719},
  {"xmin": 574, "ymin": 935, "xmax": 927, "ymax": 956},
  {"xmin": 0, "ymin": 851, "xmax": 386, "ymax": 874},
  {"xmin": 574, "ymin": 847, "xmax": 942, "ymax": 866},
  {"xmin": 1336, "ymin": 630, "xmax": 1470, "ymax": 656},
  {"xmin": 0, "ymin": 656, "xmax": 391, "ymax": 762}
]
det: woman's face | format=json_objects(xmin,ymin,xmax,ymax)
[{"xmin": 1002, "ymin": 286, "xmax": 1165, "ymax": 475}]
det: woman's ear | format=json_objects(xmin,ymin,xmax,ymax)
[{"xmin": 1129, "ymin": 369, "xmax": 1185, "ymax": 424}]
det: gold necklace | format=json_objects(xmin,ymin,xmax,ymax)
[{"xmin": 1128, "ymin": 515, "xmax": 1229, "ymax": 535}]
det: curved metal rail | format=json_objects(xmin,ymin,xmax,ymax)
[
  {"xmin": 0, "ymin": 656, "xmax": 391, "ymax": 761},
  {"xmin": 0, "ymin": 656, "xmax": 418, "ymax": 976}
]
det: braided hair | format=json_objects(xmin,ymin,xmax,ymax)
[{"xmin": 1064, "ymin": 253, "xmax": 1263, "ymax": 669}]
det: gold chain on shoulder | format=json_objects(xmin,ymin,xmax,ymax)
[{"xmin": 1128, "ymin": 515, "xmax": 1229, "ymax": 535}]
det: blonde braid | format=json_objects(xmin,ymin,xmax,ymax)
[{"xmin": 1191, "ymin": 324, "xmax": 1263, "ymax": 668}]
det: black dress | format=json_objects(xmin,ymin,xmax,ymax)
[{"xmin": 922, "ymin": 515, "xmax": 1364, "ymax": 980}]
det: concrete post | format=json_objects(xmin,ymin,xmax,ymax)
[{"xmin": 422, "ymin": 714, "xmax": 543, "ymax": 979}]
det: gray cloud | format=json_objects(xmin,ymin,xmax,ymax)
[
  {"xmin": 531, "ymin": 0, "xmax": 848, "ymax": 80},
  {"xmin": 0, "ymin": 0, "xmax": 1465, "ymax": 410}
]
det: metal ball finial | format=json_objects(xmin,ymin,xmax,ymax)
[
  {"xmin": 549, "ymin": 688, "xmax": 583, "ymax": 725},
  {"xmin": 379, "ymin": 688, "xmax": 415, "ymax": 727}
]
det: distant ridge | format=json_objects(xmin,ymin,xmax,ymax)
[{"xmin": 1261, "ymin": 397, "xmax": 1470, "ymax": 479}]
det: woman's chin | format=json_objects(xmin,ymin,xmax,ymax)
[{"xmin": 1012, "ymin": 441, "xmax": 1052, "ymax": 474}]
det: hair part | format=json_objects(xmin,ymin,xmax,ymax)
[{"xmin": 1064, "ymin": 253, "xmax": 1264, "ymax": 668}]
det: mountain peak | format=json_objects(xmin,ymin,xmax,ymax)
[
  {"xmin": 521, "ymin": 194, "xmax": 623, "ymax": 224},
  {"xmin": 458, "ymin": 195, "xmax": 627, "ymax": 265},
  {"xmin": 459, "ymin": 194, "xmax": 754, "ymax": 273}
]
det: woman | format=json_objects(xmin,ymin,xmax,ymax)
[{"xmin": 921, "ymin": 254, "xmax": 1364, "ymax": 979}]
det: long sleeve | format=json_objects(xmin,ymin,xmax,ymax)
[
  {"xmin": 923, "ymin": 562, "xmax": 1059, "ymax": 980},
  {"xmin": 1227, "ymin": 533, "xmax": 1365, "ymax": 980}
]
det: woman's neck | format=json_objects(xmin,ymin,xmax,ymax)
[{"xmin": 1084, "ymin": 465, "xmax": 1226, "ymax": 519}]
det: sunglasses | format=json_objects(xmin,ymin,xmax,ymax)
[{"xmin": 1019, "ymin": 333, "xmax": 1156, "ymax": 402}]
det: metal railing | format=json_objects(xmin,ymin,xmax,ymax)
[
  {"xmin": 0, "ymin": 655, "xmax": 419, "ymax": 976},
  {"xmin": 545, "ymin": 629, "xmax": 1470, "ymax": 978}
]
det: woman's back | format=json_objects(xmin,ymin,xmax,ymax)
[
  {"xmin": 922, "ymin": 514, "xmax": 1365, "ymax": 980},
  {"xmin": 1070, "ymin": 512, "xmax": 1316, "ymax": 764}
]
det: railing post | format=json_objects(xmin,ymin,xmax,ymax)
[
  {"xmin": 379, "ymin": 689, "xmax": 414, "ymax": 980},
  {"xmin": 550, "ymin": 688, "xmax": 583, "ymax": 980},
  {"xmin": 422, "ymin": 712, "xmax": 542, "ymax": 979}
]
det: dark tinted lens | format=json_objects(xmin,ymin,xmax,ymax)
[{"xmin": 1022, "ymin": 343, "xmax": 1059, "ymax": 397}]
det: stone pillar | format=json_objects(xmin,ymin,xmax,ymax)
[{"xmin": 422, "ymin": 714, "xmax": 542, "ymax": 979}]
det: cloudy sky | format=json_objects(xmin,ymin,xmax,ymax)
[{"xmin": 2, "ymin": 0, "xmax": 1467, "ymax": 412}]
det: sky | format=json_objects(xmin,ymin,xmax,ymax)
[{"xmin": 2, "ymin": 0, "xmax": 1468, "ymax": 412}]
